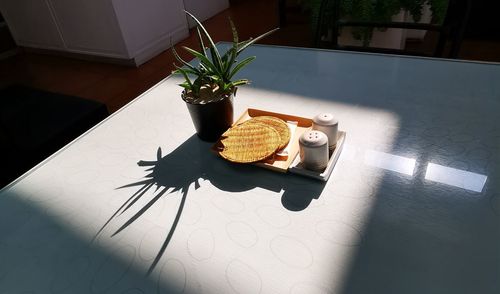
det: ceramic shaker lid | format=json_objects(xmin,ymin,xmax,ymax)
[
  {"xmin": 313, "ymin": 113, "xmax": 338, "ymax": 126},
  {"xmin": 299, "ymin": 130, "xmax": 328, "ymax": 147}
]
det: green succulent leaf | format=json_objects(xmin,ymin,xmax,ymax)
[
  {"xmin": 229, "ymin": 18, "xmax": 239, "ymax": 45},
  {"xmin": 172, "ymin": 46, "xmax": 199, "ymax": 72},
  {"xmin": 228, "ymin": 79, "xmax": 250, "ymax": 89},
  {"xmin": 195, "ymin": 27, "xmax": 207, "ymax": 57},
  {"xmin": 178, "ymin": 82, "xmax": 192, "ymax": 90},
  {"xmin": 174, "ymin": 67, "xmax": 193, "ymax": 89},
  {"xmin": 229, "ymin": 56, "xmax": 256, "ymax": 80},
  {"xmin": 236, "ymin": 28, "xmax": 279, "ymax": 55},
  {"xmin": 181, "ymin": 46, "xmax": 221, "ymax": 76},
  {"xmin": 185, "ymin": 11, "xmax": 224, "ymax": 72},
  {"xmin": 175, "ymin": 67, "xmax": 201, "ymax": 76},
  {"xmin": 174, "ymin": 11, "xmax": 278, "ymax": 102},
  {"xmin": 209, "ymin": 74, "xmax": 222, "ymax": 81},
  {"xmin": 192, "ymin": 76, "xmax": 205, "ymax": 91},
  {"xmin": 223, "ymin": 19, "xmax": 240, "ymax": 77}
]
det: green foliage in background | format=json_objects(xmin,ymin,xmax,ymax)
[{"xmin": 299, "ymin": 0, "xmax": 449, "ymax": 46}]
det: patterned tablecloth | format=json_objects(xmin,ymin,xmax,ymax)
[{"xmin": 1, "ymin": 44, "xmax": 499, "ymax": 294}]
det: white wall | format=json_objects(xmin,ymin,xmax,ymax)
[
  {"xmin": 50, "ymin": 0, "xmax": 128, "ymax": 57},
  {"xmin": 183, "ymin": 0, "xmax": 229, "ymax": 28},
  {"xmin": 0, "ymin": 0, "xmax": 65, "ymax": 50},
  {"xmin": 112, "ymin": 0, "xmax": 188, "ymax": 62},
  {"xmin": 0, "ymin": 0, "xmax": 230, "ymax": 65}
]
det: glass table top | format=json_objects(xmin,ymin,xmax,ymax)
[{"xmin": 1, "ymin": 44, "xmax": 499, "ymax": 293}]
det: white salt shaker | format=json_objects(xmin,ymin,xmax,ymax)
[
  {"xmin": 299, "ymin": 130, "xmax": 329, "ymax": 171},
  {"xmin": 312, "ymin": 113, "xmax": 338, "ymax": 150}
]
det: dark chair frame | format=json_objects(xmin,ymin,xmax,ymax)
[
  {"xmin": 314, "ymin": 0, "xmax": 472, "ymax": 58},
  {"xmin": 278, "ymin": 0, "xmax": 287, "ymax": 27}
]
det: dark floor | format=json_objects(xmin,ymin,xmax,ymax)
[{"xmin": 0, "ymin": 0, "xmax": 499, "ymax": 113}]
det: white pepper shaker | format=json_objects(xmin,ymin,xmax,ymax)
[
  {"xmin": 299, "ymin": 130, "xmax": 329, "ymax": 171},
  {"xmin": 312, "ymin": 113, "xmax": 338, "ymax": 150}
]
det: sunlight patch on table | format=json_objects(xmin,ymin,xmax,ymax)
[
  {"xmin": 364, "ymin": 150, "xmax": 416, "ymax": 176},
  {"xmin": 425, "ymin": 163, "xmax": 487, "ymax": 193}
]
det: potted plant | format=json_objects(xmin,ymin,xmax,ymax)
[{"xmin": 172, "ymin": 11, "xmax": 278, "ymax": 141}]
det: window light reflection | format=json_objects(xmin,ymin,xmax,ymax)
[
  {"xmin": 425, "ymin": 163, "xmax": 487, "ymax": 193},
  {"xmin": 364, "ymin": 150, "xmax": 416, "ymax": 176}
]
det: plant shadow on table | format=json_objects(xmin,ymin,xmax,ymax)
[{"xmin": 93, "ymin": 134, "xmax": 325, "ymax": 275}]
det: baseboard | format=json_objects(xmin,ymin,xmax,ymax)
[
  {"xmin": 0, "ymin": 48, "xmax": 18, "ymax": 60},
  {"xmin": 22, "ymin": 47, "xmax": 136, "ymax": 66},
  {"xmin": 16, "ymin": 25, "xmax": 189, "ymax": 67},
  {"xmin": 131, "ymin": 26, "xmax": 189, "ymax": 66}
]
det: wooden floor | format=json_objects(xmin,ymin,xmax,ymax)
[{"xmin": 1, "ymin": 0, "xmax": 498, "ymax": 113}]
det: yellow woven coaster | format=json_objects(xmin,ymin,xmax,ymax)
[
  {"xmin": 220, "ymin": 122, "xmax": 281, "ymax": 163},
  {"xmin": 243, "ymin": 116, "xmax": 291, "ymax": 150}
]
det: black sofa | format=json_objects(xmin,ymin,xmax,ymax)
[{"xmin": 0, "ymin": 85, "xmax": 108, "ymax": 188}]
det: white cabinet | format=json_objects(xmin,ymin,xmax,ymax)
[
  {"xmin": 0, "ymin": 0, "xmax": 64, "ymax": 50},
  {"xmin": 49, "ymin": 0, "xmax": 127, "ymax": 57},
  {"xmin": 113, "ymin": 0, "xmax": 188, "ymax": 64},
  {"xmin": 0, "ymin": 0, "xmax": 229, "ymax": 65}
]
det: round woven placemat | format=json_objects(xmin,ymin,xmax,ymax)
[
  {"xmin": 243, "ymin": 116, "xmax": 291, "ymax": 150},
  {"xmin": 220, "ymin": 122, "xmax": 281, "ymax": 163}
]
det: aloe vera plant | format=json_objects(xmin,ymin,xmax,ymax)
[{"xmin": 173, "ymin": 11, "xmax": 278, "ymax": 104}]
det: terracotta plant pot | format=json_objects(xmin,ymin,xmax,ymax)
[{"xmin": 184, "ymin": 93, "xmax": 234, "ymax": 142}]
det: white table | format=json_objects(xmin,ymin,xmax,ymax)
[{"xmin": 1, "ymin": 44, "xmax": 499, "ymax": 294}]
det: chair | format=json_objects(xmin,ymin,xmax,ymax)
[
  {"xmin": 314, "ymin": 0, "xmax": 472, "ymax": 58},
  {"xmin": 278, "ymin": 0, "xmax": 287, "ymax": 27},
  {"xmin": 0, "ymin": 86, "xmax": 109, "ymax": 187}
]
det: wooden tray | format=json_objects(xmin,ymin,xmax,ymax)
[
  {"xmin": 212, "ymin": 108, "xmax": 313, "ymax": 173},
  {"xmin": 212, "ymin": 108, "xmax": 345, "ymax": 181}
]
